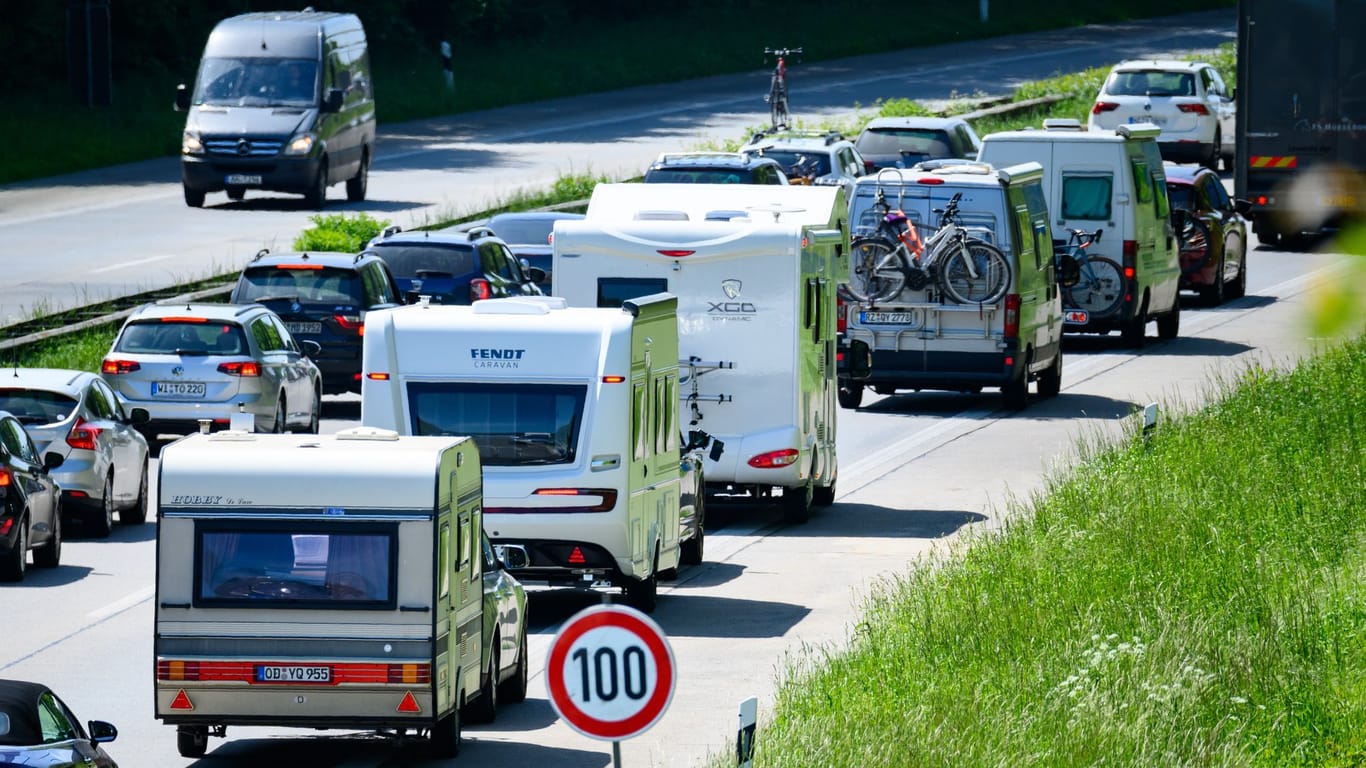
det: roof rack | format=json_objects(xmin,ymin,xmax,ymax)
[
  {"xmin": 250, "ymin": 248, "xmax": 270, "ymax": 262},
  {"xmin": 464, "ymin": 225, "xmax": 496, "ymax": 240},
  {"xmin": 379, "ymin": 224, "xmax": 402, "ymax": 239}
]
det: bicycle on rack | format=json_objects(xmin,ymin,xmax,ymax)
[
  {"xmin": 843, "ymin": 188, "xmax": 1012, "ymax": 305},
  {"xmin": 1057, "ymin": 227, "xmax": 1124, "ymax": 318},
  {"xmin": 763, "ymin": 47, "xmax": 801, "ymax": 130}
]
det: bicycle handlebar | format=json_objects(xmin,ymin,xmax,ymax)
[
  {"xmin": 764, "ymin": 47, "xmax": 803, "ymax": 57},
  {"xmin": 1066, "ymin": 228, "xmax": 1103, "ymax": 247}
]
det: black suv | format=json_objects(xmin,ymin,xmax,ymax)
[
  {"xmin": 229, "ymin": 249, "xmax": 402, "ymax": 394},
  {"xmin": 363, "ymin": 225, "xmax": 544, "ymax": 305}
]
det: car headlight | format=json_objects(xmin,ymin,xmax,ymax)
[
  {"xmin": 182, "ymin": 132, "xmax": 204, "ymax": 155},
  {"xmin": 284, "ymin": 132, "xmax": 317, "ymax": 156}
]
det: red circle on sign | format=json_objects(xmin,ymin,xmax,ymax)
[{"xmin": 546, "ymin": 605, "xmax": 675, "ymax": 741}]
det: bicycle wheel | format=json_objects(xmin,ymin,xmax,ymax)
[
  {"xmin": 771, "ymin": 90, "xmax": 789, "ymax": 129},
  {"xmin": 847, "ymin": 238, "xmax": 904, "ymax": 304},
  {"xmin": 1064, "ymin": 255, "xmax": 1125, "ymax": 318},
  {"xmin": 938, "ymin": 239, "xmax": 1011, "ymax": 304}
]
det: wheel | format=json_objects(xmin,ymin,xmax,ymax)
[
  {"xmin": 626, "ymin": 560, "xmax": 659, "ymax": 614},
  {"xmin": 1203, "ymin": 131, "xmax": 1221, "ymax": 171},
  {"xmin": 1198, "ymin": 256, "xmax": 1226, "ymax": 305},
  {"xmin": 781, "ymin": 480, "xmax": 812, "ymax": 524},
  {"xmin": 1157, "ymin": 296, "xmax": 1181, "ymax": 340},
  {"xmin": 264, "ymin": 397, "xmax": 285, "ymax": 434},
  {"xmin": 1120, "ymin": 297, "xmax": 1148, "ymax": 347},
  {"xmin": 464, "ymin": 643, "xmax": 498, "ymax": 724},
  {"xmin": 938, "ymin": 239, "xmax": 1011, "ymax": 305},
  {"xmin": 1002, "ymin": 369, "xmax": 1028, "ymax": 411},
  {"xmin": 1037, "ymin": 347, "xmax": 1062, "ymax": 398},
  {"xmin": 498, "ymin": 625, "xmax": 529, "ymax": 704},
  {"xmin": 0, "ymin": 517, "xmax": 25, "ymax": 581},
  {"xmin": 304, "ymin": 159, "xmax": 328, "ymax": 209},
  {"xmin": 123, "ymin": 462, "xmax": 149, "ymax": 525},
  {"xmin": 177, "ymin": 726, "xmax": 208, "ymax": 758},
  {"xmin": 680, "ymin": 494, "xmax": 704, "ymax": 565},
  {"xmin": 89, "ymin": 474, "xmax": 115, "ymax": 538},
  {"xmin": 1179, "ymin": 216, "xmax": 1214, "ymax": 276},
  {"xmin": 1064, "ymin": 256, "xmax": 1125, "ymax": 318},
  {"xmin": 770, "ymin": 90, "xmax": 789, "ymax": 129},
  {"xmin": 183, "ymin": 184, "xmax": 205, "ymax": 208},
  {"xmin": 430, "ymin": 706, "xmax": 461, "ymax": 758},
  {"xmin": 225, "ymin": 185, "xmax": 246, "ymax": 201},
  {"xmin": 813, "ymin": 479, "xmax": 836, "ymax": 507},
  {"xmin": 34, "ymin": 505, "xmax": 61, "ymax": 568},
  {"xmin": 1227, "ymin": 251, "xmax": 1247, "ymax": 299},
  {"xmin": 306, "ymin": 389, "xmax": 321, "ymax": 434},
  {"xmin": 847, "ymin": 239, "xmax": 903, "ymax": 303},
  {"xmin": 346, "ymin": 149, "xmax": 369, "ymax": 202},
  {"xmin": 837, "ymin": 383, "xmax": 864, "ymax": 409}
]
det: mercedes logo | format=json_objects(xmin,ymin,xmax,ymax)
[
  {"xmin": 236, "ymin": 138, "xmax": 251, "ymax": 156},
  {"xmin": 721, "ymin": 279, "xmax": 742, "ymax": 299}
]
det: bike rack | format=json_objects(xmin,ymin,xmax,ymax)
[{"xmin": 679, "ymin": 355, "xmax": 733, "ymax": 425}]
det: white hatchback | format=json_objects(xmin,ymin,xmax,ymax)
[{"xmin": 1088, "ymin": 59, "xmax": 1235, "ymax": 170}]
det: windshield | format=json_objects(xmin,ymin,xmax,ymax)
[
  {"xmin": 115, "ymin": 321, "xmax": 248, "ymax": 356},
  {"xmin": 239, "ymin": 266, "xmax": 362, "ymax": 306},
  {"xmin": 194, "ymin": 57, "xmax": 319, "ymax": 108},
  {"xmin": 369, "ymin": 244, "xmax": 475, "ymax": 279},
  {"xmin": 857, "ymin": 128, "xmax": 953, "ymax": 157},
  {"xmin": 197, "ymin": 525, "xmax": 395, "ymax": 608},
  {"xmin": 407, "ymin": 382, "xmax": 585, "ymax": 466},
  {"xmin": 0, "ymin": 389, "xmax": 77, "ymax": 426},
  {"xmin": 1105, "ymin": 70, "xmax": 1195, "ymax": 97}
]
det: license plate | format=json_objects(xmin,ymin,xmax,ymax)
[
  {"xmin": 225, "ymin": 174, "xmax": 262, "ymax": 185},
  {"xmin": 1320, "ymin": 194, "xmax": 1357, "ymax": 209},
  {"xmin": 286, "ymin": 322, "xmax": 322, "ymax": 336},
  {"xmin": 1064, "ymin": 309, "xmax": 1090, "ymax": 325},
  {"xmin": 151, "ymin": 381, "xmax": 206, "ymax": 397},
  {"xmin": 859, "ymin": 311, "xmax": 920, "ymax": 326},
  {"xmin": 256, "ymin": 665, "xmax": 332, "ymax": 684}
]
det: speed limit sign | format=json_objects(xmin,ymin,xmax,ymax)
[{"xmin": 546, "ymin": 604, "xmax": 676, "ymax": 742}]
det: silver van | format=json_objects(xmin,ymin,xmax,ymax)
[{"xmin": 175, "ymin": 10, "xmax": 376, "ymax": 209}]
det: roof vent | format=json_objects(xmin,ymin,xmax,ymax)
[
  {"xmin": 1043, "ymin": 118, "xmax": 1084, "ymax": 131},
  {"xmin": 634, "ymin": 210, "xmax": 690, "ymax": 221},
  {"xmin": 704, "ymin": 210, "xmax": 751, "ymax": 221},
  {"xmin": 336, "ymin": 426, "xmax": 400, "ymax": 441}
]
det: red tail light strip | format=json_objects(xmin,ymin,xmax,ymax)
[{"xmin": 156, "ymin": 660, "xmax": 430, "ymax": 685}]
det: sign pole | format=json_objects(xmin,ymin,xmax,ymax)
[{"xmin": 613, "ymin": 740, "xmax": 623, "ymax": 767}]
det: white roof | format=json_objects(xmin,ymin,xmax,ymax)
[
  {"xmin": 585, "ymin": 183, "xmax": 843, "ymax": 226},
  {"xmin": 1110, "ymin": 59, "xmax": 1204, "ymax": 72}
]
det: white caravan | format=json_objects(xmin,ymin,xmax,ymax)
[
  {"xmin": 361, "ymin": 294, "xmax": 695, "ymax": 612},
  {"xmin": 154, "ymin": 428, "xmax": 483, "ymax": 759},
  {"xmin": 552, "ymin": 183, "xmax": 846, "ymax": 523}
]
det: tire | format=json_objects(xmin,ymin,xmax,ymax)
[
  {"xmin": 304, "ymin": 159, "xmax": 328, "ymax": 209},
  {"xmin": 1037, "ymin": 347, "xmax": 1063, "ymax": 399},
  {"xmin": 123, "ymin": 462, "xmax": 149, "ymax": 525},
  {"xmin": 781, "ymin": 480, "xmax": 812, "ymax": 524},
  {"xmin": 813, "ymin": 479, "xmax": 836, "ymax": 507},
  {"xmin": 626, "ymin": 557, "xmax": 659, "ymax": 614},
  {"xmin": 1064, "ymin": 256, "xmax": 1125, "ymax": 318},
  {"xmin": 1179, "ymin": 216, "xmax": 1214, "ymax": 276},
  {"xmin": 837, "ymin": 383, "xmax": 864, "ymax": 410},
  {"xmin": 266, "ymin": 397, "xmax": 285, "ymax": 434},
  {"xmin": 681, "ymin": 495, "xmax": 705, "ymax": 566},
  {"xmin": 1228, "ymin": 251, "xmax": 1247, "ymax": 299},
  {"xmin": 177, "ymin": 726, "xmax": 208, "ymax": 759},
  {"xmin": 1203, "ymin": 131, "xmax": 1221, "ymax": 171},
  {"xmin": 305, "ymin": 389, "xmax": 321, "ymax": 434},
  {"xmin": 0, "ymin": 517, "xmax": 25, "ymax": 581},
  {"xmin": 847, "ymin": 239, "xmax": 904, "ymax": 304},
  {"xmin": 498, "ymin": 625, "xmax": 529, "ymax": 704},
  {"xmin": 183, "ymin": 184, "xmax": 205, "ymax": 208},
  {"xmin": 1157, "ymin": 296, "xmax": 1181, "ymax": 340},
  {"xmin": 89, "ymin": 474, "xmax": 115, "ymax": 538},
  {"xmin": 225, "ymin": 186, "xmax": 246, "ymax": 201},
  {"xmin": 770, "ymin": 91, "xmax": 789, "ymax": 129},
  {"xmin": 1002, "ymin": 369, "xmax": 1028, "ymax": 411},
  {"xmin": 1120, "ymin": 297, "xmax": 1148, "ymax": 348},
  {"xmin": 34, "ymin": 505, "xmax": 61, "ymax": 569},
  {"xmin": 938, "ymin": 239, "xmax": 1011, "ymax": 305},
  {"xmin": 430, "ymin": 706, "xmax": 461, "ymax": 758},
  {"xmin": 1199, "ymin": 257, "xmax": 1226, "ymax": 305},
  {"xmin": 346, "ymin": 149, "xmax": 369, "ymax": 202},
  {"xmin": 464, "ymin": 643, "xmax": 498, "ymax": 724}
]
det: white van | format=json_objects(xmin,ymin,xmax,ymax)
[
  {"xmin": 154, "ymin": 428, "xmax": 484, "ymax": 759},
  {"xmin": 361, "ymin": 294, "xmax": 694, "ymax": 613},
  {"xmin": 552, "ymin": 184, "xmax": 845, "ymax": 523},
  {"xmin": 978, "ymin": 121, "xmax": 1181, "ymax": 345},
  {"xmin": 839, "ymin": 161, "xmax": 1065, "ymax": 410}
]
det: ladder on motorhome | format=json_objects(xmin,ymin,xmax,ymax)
[{"xmin": 679, "ymin": 355, "xmax": 733, "ymax": 425}]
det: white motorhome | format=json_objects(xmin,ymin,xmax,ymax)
[
  {"xmin": 154, "ymin": 428, "xmax": 484, "ymax": 759},
  {"xmin": 362, "ymin": 294, "xmax": 695, "ymax": 613},
  {"xmin": 552, "ymin": 184, "xmax": 846, "ymax": 523}
]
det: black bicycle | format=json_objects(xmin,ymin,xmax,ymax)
[
  {"xmin": 1058, "ymin": 227, "xmax": 1124, "ymax": 319},
  {"xmin": 763, "ymin": 47, "xmax": 801, "ymax": 130}
]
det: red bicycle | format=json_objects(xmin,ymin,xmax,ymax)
[{"xmin": 763, "ymin": 47, "xmax": 802, "ymax": 129}]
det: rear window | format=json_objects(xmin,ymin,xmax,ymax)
[
  {"xmin": 857, "ymin": 128, "xmax": 953, "ymax": 157},
  {"xmin": 115, "ymin": 321, "xmax": 248, "ymax": 356},
  {"xmin": 487, "ymin": 219, "xmax": 557, "ymax": 245},
  {"xmin": 1061, "ymin": 175, "xmax": 1113, "ymax": 220},
  {"xmin": 747, "ymin": 149, "xmax": 832, "ymax": 177},
  {"xmin": 1105, "ymin": 70, "xmax": 1195, "ymax": 97},
  {"xmin": 0, "ymin": 389, "xmax": 78, "ymax": 426},
  {"xmin": 644, "ymin": 168, "xmax": 753, "ymax": 184},
  {"xmin": 598, "ymin": 277, "xmax": 668, "ymax": 308},
  {"xmin": 370, "ymin": 243, "xmax": 476, "ymax": 280},
  {"xmin": 195, "ymin": 523, "xmax": 396, "ymax": 609},
  {"xmin": 238, "ymin": 266, "xmax": 363, "ymax": 306},
  {"xmin": 1165, "ymin": 183, "xmax": 1193, "ymax": 211},
  {"xmin": 407, "ymin": 382, "xmax": 586, "ymax": 467}
]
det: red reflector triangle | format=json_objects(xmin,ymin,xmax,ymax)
[
  {"xmin": 170, "ymin": 689, "xmax": 194, "ymax": 710},
  {"xmin": 567, "ymin": 547, "xmax": 586, "ymax": 565},
  {"xmin": 397, "ymin": 691, "xmax": 421, "ymax": 713}
]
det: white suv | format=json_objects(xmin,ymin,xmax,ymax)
[
  {"xmin": 1088, "ymin": 59, "xmax": 1235, "ymax": 170},
  {"xmin": 739, "ymin": 130, "xmax": 866, "ymax": 197}
]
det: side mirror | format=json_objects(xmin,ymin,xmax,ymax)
[
  {"xmin": 174, "ymin": 83, "xmax": 190, "ymax": 111},
  {"xmin": 43, "ymin": 452, "xmax": 65, "ymax": 471},
  {"xmin": 1055, "ymin": 252, "xmax": 1081, "ymax": 288},
  {"xmin": 494, "ymin": 544, "xmax": 529, "ymax": 570},
  {"xmin": 524, "ymin": 266, "xmax": 547, "ymax": 285},
  {"xmin": 300, "ymin": 340, "xmax": 323, "ymax": 358},
  {"xmin": 129, "ymin": 408, "xmax": 151, "ymax": 425},
  {"xmin": 323, "ymin": 88, "xmax": 344, "ymax": 113},
  {"xmin": 1234, "ymin": 198, "xmax": 1253, "ymax": 216},
  {"xmin": 846, "ymin": 339, "xmax": 872, "ymax": 381},
  {"xmin": 87, "ymin": 720, "xmax": 118, "ymax": 744}
]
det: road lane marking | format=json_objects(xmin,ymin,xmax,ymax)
[
  {"xmin": 89, "ymin": 254, "xmax": 180, "ymax": 274},
  {"xmin": 87, "ymin": 585, "xmax": 155, "ymax": 621},
  {"xmin": 2, "ymin": 586, "xmax": 154, "ymax": 672}
]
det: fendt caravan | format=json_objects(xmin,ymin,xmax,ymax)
[
  {"xmin": 552, "ymin": 184, "xmax": 846, "ymax": 523},
  {"xmin": 154, "ymin": 429, "xmax": 484, "ymax": 758},
  {"xmin": 362, "ymin": 294, "xmax": 705, "ymax": 613}
]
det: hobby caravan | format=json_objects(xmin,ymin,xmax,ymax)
[{"xmin": 552, "ymin": 184, "xmax": 846, "ymax": 523}]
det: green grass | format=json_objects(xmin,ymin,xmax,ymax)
[{"xmin": 729, "ymin": 336, "xmax": 1366, "ymax": 768}]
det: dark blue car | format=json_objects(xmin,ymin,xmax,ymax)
[{"xmin": 364, "ymin": 225, "xmax": 544, "ymax": 306}]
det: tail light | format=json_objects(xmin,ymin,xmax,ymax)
[
  {"xmin": 863, "ymin": 159, "xmax": 875, "ymax": 171},
  {"xmin": 1176, "ymin": 103, "xmax": 1210, "ymax": 115},
  {"xmin": 0, "ymin": 517, "xmax": 12, "ymax": 536},
  {"xmin": 657, "ymin": 250, "xmax": 695, "ymax": 258},
  {"xmin": 67, "ymin": 417, "xmax": 102, "ymax": 451},
  {"xmin": 0, "ymin": 468, "xmax": 10, "ymax": 488},
  {"xmin": 1122, "ymin": 240, "xmax": 1138, "ymax": 280},
  {"xmin": 747, "ymin": 449, "xmax": 800, "ymax": 468},
  {"xmin": 334, "ymin": 314, "xmax": 364, "ymax": 335},
  {"xmin": 1255, "ymin": 195, "xmax": 1269, "ymax": 206},
  {"xmin": 1003, "ymin": 294, "xmax": 1021, "ymax": 339},
  {"xmin": 101, "ymin": 359, "xmax": 141, "ymax": 375},
  {"xmin": 1091, "ymin": 101, "xmax": 1120, "ymax": 114},
  {"xmin": 836, "ymin": 296, "xmax": 848, "ymax": 334},
  {"xmin": 217, "ymin": 361, "xmax": 261, "ymax": 377},
  {"xmin": 470, "ymin": 278, "xmax": 492, "ymax": 302}
]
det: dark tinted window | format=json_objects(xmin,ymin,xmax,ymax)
[
  {"xmin": 1106, "ymin": 70, "xmax": 1195, "ymax": 97},
  {"xmin": 115, "ymin": 321, "xmax": 248, "ymax": 355},
  {"xmin": 857, "ymin": 128, "xmax": 953, "ymax": 157},
  {"xmin": 239, "ymin": 266, "xmax": 362, "ymax": 306},
  {"xmin": 1165, "ymin": 183, "xmax": 1193, "ymax": 210},
  {"xmin": 196, "ymin": 523, "xmax": 396, "ymax": 608},
  {"xmin": 407, "ymin": 382, "xmax": 586, "ymax": 466},
  {"xmin": 598, "ymin": 277, "xmax": 668, "ymax": 308},
  {"xmin": 0, "ymin": 389, "xmax": 78, "ymax": 425},
  {"xmin": 749, "ymin": 150, "xmax": 832, "ymax": 177},
  {"xmin": 194, "ymin": 57, "xmax": 318, "ymax": 107},
  {"xmin": 645, "ymin": 168, "xmax": 750, "ymax": 184},
  {"xmin": 85, "ymin": 381, "xmax": 115, "ymax": 419},
  {"xmin": 1061, "ymin": 175, "xmax": 1113, "ymax": 220},
  {"xmin": 371, "ymin": 243, "xmax": 476, "ymax": 280},
  {"xmin": 0, "ymin": 418, "xmax": 38, "ymax": 464}
]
